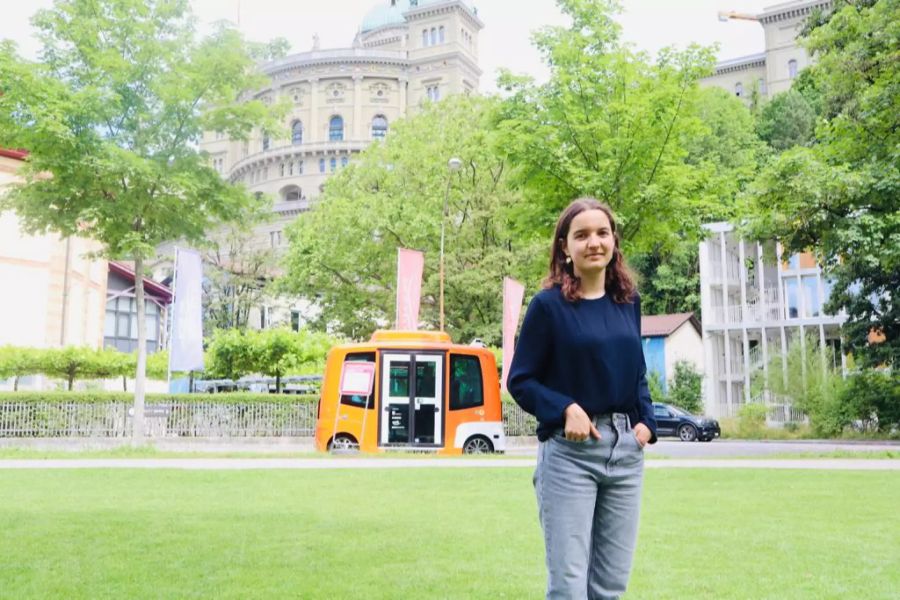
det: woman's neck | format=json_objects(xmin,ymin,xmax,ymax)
[{"xmin": 578, "ymin": 269, "xmax": 606, "ymax": 299}]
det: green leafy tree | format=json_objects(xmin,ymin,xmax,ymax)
[
  {"xmin": 0, "ymin": 346, "xmax": 43, "ymax": 391},
  {"xmin": 0, "ymin": 0, "xmax": 283, "ymax": 435},
  {"xmin": 755, "ymin": 90, "xmax": 817, "ymax": 151},
  {"xmin": 667, "ymin": 360, "xmax": 703, "ymax": 414},
  {"xmin": 38, "ymin": 346, "xmax": 129, "ymax": 390},
  {"xmin": 741, "ymin": 0, "xmax": 900, "ymax": 367},
  {"xmin": 206, "ymin": 329, "xmax": 255, "ymax": 381},
  {"xmin": 633, "ymin": 87, "xmax": 764, "ymax": 315},
  {"xmin": 280, "ymin": 95, "xmax": 528, "ymax": 342},
  {"xmin": 838, "ymin": 368, "xmax": 900, "ymax": 434},
  {"xmin": 494, "ymin": 0, "xmax": 721, "ymax": 257}
]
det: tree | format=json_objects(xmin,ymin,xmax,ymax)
[
  {"xmin": 202, "ymin": 224, "xmax": 279, "ymax": 332},
  {"xmin": 494, "ymin": 0, "xmax": 720, "ymax": 258},
  {"xmin": 741, "ymin": 0, "xmax": 900, "ymax": 367},
  {"xmin": 0, "ymin": 0, "xmax": 283, "ymax": 437},
  {"xmin": 667, "ymin": 361, "xmax": 703, "ymax": 415},
  {"xmin": 0, "ymin": 346, "xmax": 42, "ymax": 391},
  {"xmin": 280, "ymin": 95, "xmax": 529, "ymax": 343},
  {"xmin": 755, "ymin": 89, "xmax": 816, "ymax": 151},
  {"xmin": 631, "ymin": 86, "xmax": 765, "ymax": 316}
]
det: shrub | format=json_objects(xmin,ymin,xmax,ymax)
[
  {"xmin": 668, "ymin": 361, "xmax": 703, "ymax": 414},
  {"xmin": 737, "ymin": 402, "xmax": 769, "ymax": 438},
  {"xmin": 647, "ymin": 371, "xmax": 667, "ymax": 404},
  {"xmin": 840, "ymin": 369, "xmax": 900, "ymax": 434},
  {"xmin": 751, "ymin": 333, "xmax": 847, "ymax": 436},
  {"xmin": 0, "ymin": 391, "xmax": 318, "ymax": 405}
]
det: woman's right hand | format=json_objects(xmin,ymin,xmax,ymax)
[{"xmin": 563, "ymin": 403, "xmax": 601, "ymax": 441}]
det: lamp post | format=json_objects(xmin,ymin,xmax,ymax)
[{"xmin": 440, "ymin": 157, "xmax": 463, "ymax": 331}]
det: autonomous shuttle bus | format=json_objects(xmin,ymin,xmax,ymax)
[{"xmin": 315, "ymin": 330, "xmax": 506, "ymax": 455}]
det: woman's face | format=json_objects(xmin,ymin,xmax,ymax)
[{"xmin": 562, "ymin": 209, "xmax": 615, "ymax": 278}]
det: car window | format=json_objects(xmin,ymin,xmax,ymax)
[
  {"xmin": 449, "ymin": 354, "xmax": 483, "ymax": 410},
  {"xmin": 670, "ymin": 406, "xmax": 690, "ymax": 417},
  {"xmin": 653, "ymin": 405, "xmax": 668, "ymax": 418},
  {"xmin": 340, "ymin": 352, "xmax": 375, "ymax": 409}
]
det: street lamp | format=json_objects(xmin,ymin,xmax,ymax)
[{"xmin": 440, "ymin": 157, "xmax": 463, "ymax": 331}]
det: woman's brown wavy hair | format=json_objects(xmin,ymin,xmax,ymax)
[{"xmin": 542, "ymin": 197, "xmax": 637, "ymax": 303}]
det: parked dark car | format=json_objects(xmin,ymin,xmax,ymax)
[{"xmin": 652, "ymin": 402, "xmax": 720, "ymax": 442}]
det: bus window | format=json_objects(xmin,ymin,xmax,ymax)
[
  {"xmin": 340, "ymin": 352, "xmax": 375, "ymax": 409},
  {"xmin": 450, "ymin": 354, "xmax": 483, "ymax": 410}
]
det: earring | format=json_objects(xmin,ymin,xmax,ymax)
[{"xmin": 565, "ymin": 256, "xmax": 572, "ymax": 265}]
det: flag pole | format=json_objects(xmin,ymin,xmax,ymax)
[{"xmin": 166, "ymin": 247, "xmax": 179, "ymax": 391}]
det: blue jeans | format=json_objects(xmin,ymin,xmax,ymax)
[{"xmin": 533, "ymin": 413, "xmax": 645, "ymax": 600}]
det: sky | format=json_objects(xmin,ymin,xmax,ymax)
[{"xmin": 0, "ymin": 0, "xmax": 771, "ymax": 92}]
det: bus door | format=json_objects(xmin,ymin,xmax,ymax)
[{"xmin": 380, "ymin": 352, "xmax": 443, "ymax": 447}]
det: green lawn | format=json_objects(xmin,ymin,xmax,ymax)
[{"xmin": 1, "ymin": 468, "xmax": 897, "ymax": 599}]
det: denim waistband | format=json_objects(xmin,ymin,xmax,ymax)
[{"xmin": 591, "ymin": 412, "xmax": 632, "ymax": 431}]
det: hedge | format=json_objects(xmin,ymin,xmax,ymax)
[{"xmin": 0, "ymin": 391, "xmax": 319, "ymax": 405}]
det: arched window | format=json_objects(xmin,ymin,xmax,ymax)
[
  {"xmin": 758, "ymin": 78, "xmax": 767, "ymax": 95},
  {"xmin": 341, "ymin": 156, "xmax": 349, "ymax": 167},
  {"xmin": 291, "ymin": 120, "xmax": 303, "ymax": 145},
  {"xmin": 430, "ymin": 27, "xmax": 437, "ymax": 46},
  {"xmin": 788, "ymin": 59, "xmax": 798, "ymax": 79},
  {"xmin": 439, "ymin": 26, "xmax": 445, "ymax": 43},
  {"xmin": 297, "ymin": 160, "xmax": 304, "ymax": 175},
  {"xmin": 371, "ymin": 115, "xmax": 388, "ymax": 139},
  {"xmin": 422, "ymin": 29, "xmax": 428, "ymax": 46},
  {"xmin": 330, "ymin": 157, "xmax": 337, "ymax": 172},
  {"xmin": 281, "ymin": 185, "xmax": 301, "ymax": 201},
  {"xmin": 319, "ymin": 158, "xmax": 325, "ymax": 173},
  {"xmin": 288, "ymin": 161, "xmax": 293, "ymax": 176},
  {"xmin": 280, "ymin": 163, "xmax": 285, "ymax": 177},
  {"xmin": 329, "ymin": 115, "xmax": 344, "ymax": 141},
  {"xmin": 262, "ymin": 134, "xmax": 270, "ymax": 151},
  {"xmin": 735, "ymin": 82, "xmax": 743, "ymax": 97}
]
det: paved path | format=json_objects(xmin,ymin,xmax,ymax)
[{"xmin": 1, "ymin": 458, "xmax": 898, "ymax": 470}]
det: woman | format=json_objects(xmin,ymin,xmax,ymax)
[{"xmin": 508, "ymin": 198, "xmax": 657, "ymax": 600}]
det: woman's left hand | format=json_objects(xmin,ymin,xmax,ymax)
[{"xmin": 633, "ymin": 423, "xmax": 651, "ymax": 448}]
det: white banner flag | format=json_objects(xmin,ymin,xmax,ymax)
[{"xmin": 168, "ymin": 248, "xmax": 205, "ymax": 373}]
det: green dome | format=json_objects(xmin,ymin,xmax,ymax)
[{"xmin": 360, "ymin": 1, "xmax": 412, "ymax": 33}]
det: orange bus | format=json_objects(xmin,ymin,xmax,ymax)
[{"xmin": 314, "ymin": 330, "xmax": 505, "ymax": 455}]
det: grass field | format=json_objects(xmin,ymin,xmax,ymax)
[{"xmin": 1, "ymin": 467, "xmax": 898, "ymax": 599}]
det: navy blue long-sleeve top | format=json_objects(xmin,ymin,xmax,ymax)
[{"xmin": 507, "ymin": 286, "xmax": 658, "ymax": 443}]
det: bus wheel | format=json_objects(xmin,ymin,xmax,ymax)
[
  {"xmin": 463, "ymin": 435, "xmax": 493, "ymax": 454},
  {"xmin": 329, "ymin": 434, "xmax": 359, "ymax": 453}
]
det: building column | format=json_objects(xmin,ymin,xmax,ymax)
[
  {"xmin": 719, "ymin": 232, "xmax": 733, "ymax": 415},
  {"xmin": 738, "ymin": 240, "xmax": 751, "ymax": 403},
  {"xmin": 309, "ymin": 78, "xmax": 319, "ymax": 143},
  {"xmin": 353, "ymin": 75, "xmax": 364, "ymax": 141},
  {"xmin": 399, "ymin": 75, "xmax": 408, "ymax": 115}
]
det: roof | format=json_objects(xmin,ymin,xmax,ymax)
[
  {"xmin": 108, "ymin": 261, "xmax": 173, "ymax": 303},
  {"xmin": 641, "ymin": 313, "xmax": 700, "ymax": 338},
  {"xmin": 0, "ymin": 148, "xmax": 28, "ymax": 160},
  {"xmin": 361, "ymin": 0, "xmax": 412, "ymax": 33}
]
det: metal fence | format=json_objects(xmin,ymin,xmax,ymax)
[{"xmin": 0, "ymin": 401, "xmax": 537, "ymax": 438}]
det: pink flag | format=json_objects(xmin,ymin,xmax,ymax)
[
  {"xmin": 396, "ymin": 248, "xmax": 425, "ymax": 330},
  {"xmin": 502, "ymin": 277, "xmax": 525, "ymax": 393}
]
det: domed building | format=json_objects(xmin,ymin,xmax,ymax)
[{"xmin": 199, "ymin": 0, "xmax": 483, "ymax": 251}]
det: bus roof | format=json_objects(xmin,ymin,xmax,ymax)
[{"xmin": 369, "ymin": 330, "xmax": 452, "ymax": 344}]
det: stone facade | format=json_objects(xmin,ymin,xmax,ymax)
[
  {"xmin": 701, "ymin": 0, "xmax": 832, "ymax": 103},
  {"xmin": 198, "ymin": 0, "xmax": 483, "ymax": 257}
]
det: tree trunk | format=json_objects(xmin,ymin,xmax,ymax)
[
  {"xmin": 276, "ymin": 374, "xmax": 281, "ymax": 394},
  {"xmin": 133, "ymin": 255, "xmax": 147, "ymax": 442},
  {"xmin": 13, "ymin": 376, "xmax": 18, "ymax": 392},
  {"xmin": 68, "ymin": 373, "xmax": 74, "ymax": 391},
  {"xmin": 122, "ymin": 375, "xmax": 127, "ymax": 392}
]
